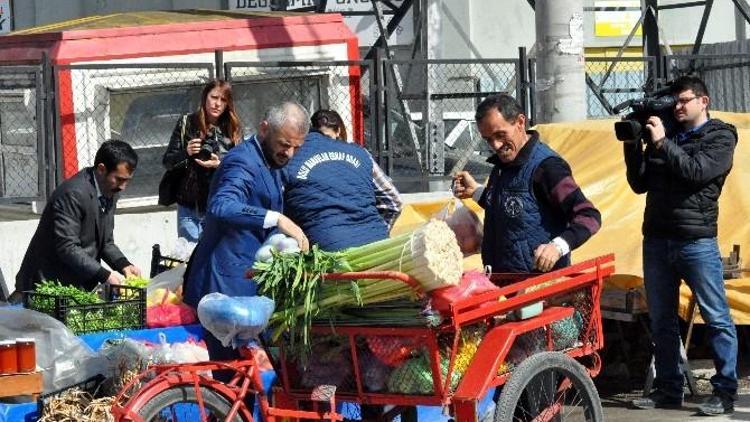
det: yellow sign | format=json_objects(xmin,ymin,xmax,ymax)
[{"xmin": 594, "ymin": 0, "xmax": 642, "ymax": 37}]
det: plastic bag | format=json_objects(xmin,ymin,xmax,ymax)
[
  {"xmin": 430, "ymin": 271, "xmax": 500, "ymax": 313},
  {"xmin": 149, "ymin": 333, "xmax": 209, "ymax": 364},
  {"xmin": 147, "ymin": 263, "xmax": 187, "ymax": 297},
  {"xmin": 0, "ymin": 307, "xmax": 105, "ymax": 393},
  {"xmin": 197, "ymin": 293, "xmax": 275, "ymax": 348},
  {"xmin": 146, "ymin": 288, "xmax": 197, "ymax": 328},
  {"xmin": 99, "ymin": 337, "xmax": 152, "ymax": 396},
  {"xmin": 436, "ymin": 198, "xmax": 483, "ymax": 255}
]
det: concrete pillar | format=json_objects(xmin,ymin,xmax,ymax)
[{"xmin": 535, "ymin": 0, "xmax": 587, "ymax": 123}]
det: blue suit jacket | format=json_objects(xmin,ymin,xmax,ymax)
[{"xmin": 183, "ymin": 136, "xmax": 283, "ymax": 307}]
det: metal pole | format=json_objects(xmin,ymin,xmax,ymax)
[
  {"xmin": 518, "ymin": 47, "xmax": 529, "ymax": 117},
  {"xmin": 643, "ymin": 0, "xmax": 663, "ymax": 81},
  {"xmin": 535, "ymin": 0, "xmax": 587, "ymax": 123},
  {"xmin": 215, "ymin": 50, "xmax": 224, "ymax": 80},
  {"xmin": 737, "ymin": 4, "xmax": 748, "ymax": 40}
]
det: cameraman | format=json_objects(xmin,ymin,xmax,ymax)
[
  {"xmin": 162, "ymin": 79, "xmax": 241, "ymax": 242},
  {"xmin": 627, "ymin": 76, "xmax": 738, "ymax": 416}
]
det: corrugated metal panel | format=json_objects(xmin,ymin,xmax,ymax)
[{"xmin": 671, "ymin": 39, "xmax": 750, "ymax": 112}]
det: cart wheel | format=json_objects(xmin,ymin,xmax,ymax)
[
  {"xmin": 494, "ymin": 352, "xmax": 602, "ymax": 422},
  {"xmin": 134, "ymin": 385, "xmax": 251, "ymax": 422}
]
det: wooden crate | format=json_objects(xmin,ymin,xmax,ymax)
[{"xmin": 0, "ymin": 371, "xmax": 43, "ymax": 400}]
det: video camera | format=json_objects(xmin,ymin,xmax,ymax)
[
  {"xmin": 613, "ymin": 86, "xmax": 676, "ymax": 143},
  {"xmin": 197, "ymin": 126, "xmax": 224, "ymax": 161}
]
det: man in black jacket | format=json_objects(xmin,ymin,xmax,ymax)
[
  {"xmin": 14, "ymin": 140, "xmax": 142, "ymax": 294},
  {"xmin": 627, "ymin": 76, "xmax": 738, "ymax": 416}
]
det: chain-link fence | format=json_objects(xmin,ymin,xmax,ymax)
[
  {"xmin": 54, "ymin": 63, "xmax": 215, "ymax": 198},
  {"xmin": 225, "ymin": 60, "xmax": 375, "ymax": 144},
  {"xmin": 665, "ymin": 53, "xmax": 750, "ymax": 112},
  {"xmin": 5, "ymin": 51, "xmax": 749, "ymax": 206},
  {"xmin": 0, "ymin": 64, "xmax": 48, "ymax": 203},
  {"xmin": 383, "ymin": 59, "xmax": 522, "ymax": 187},
  {"xmin": 585, "ymin": 57, "xmax": 656, "ymax": 118}
]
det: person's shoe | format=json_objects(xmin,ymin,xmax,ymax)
[
  {"xmin": 697, "ymin": 391, "xmax": 735, "ymax": 416},
  {"xmin": 631, "ymin": 390, "xmax": 683, "ymax": 410}
]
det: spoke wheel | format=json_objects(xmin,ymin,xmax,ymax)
[
  {"xmin": 494, "ymin": 352, "xmax": 603, "ymax": 422},
  {"xmin": 135, "ymin": 385, "xmax": 250, "ymax": 422}
]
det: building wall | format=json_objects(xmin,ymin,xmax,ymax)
[{"xmin": 9, "ymin": 1, "xmax": 748, "ymax": 56}]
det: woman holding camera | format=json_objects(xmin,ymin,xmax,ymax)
[{"xmin": 162, "ymin": 79, "xmax": 241, "ymax": 242}]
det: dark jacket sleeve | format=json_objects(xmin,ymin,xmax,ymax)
[
  {"xmin": 162, "ymin": 115, "xmax": 190, "ymax": 170},
  {"xmin": 534, "ymin": 157, "xmax": 602, "ymax": 250},
  {"xmin": 660, "ymin": 129, "xmax": 736, "ymax": 186},
  {"xmin": 51, "ymin": 190, "xmax": 111, "ymax": 284},
  {"xmin": 623, "ymin": 140, "xmax": 649, "ymax": 194},
  {"xmin": 101, "ymin": 209, "xmax": 131, "ymax": 272}
]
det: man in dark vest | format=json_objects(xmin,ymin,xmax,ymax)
[
  {"xmin": 626, "ymin": 76, "xmax": 738, "ymax": 416},
  {"xmin": 453, "ymin": 94, "xmax": 601, "ymax": 276},
  {"xmin": 15, "ymin": 140, "xmax": 141, "ymax": 294}
]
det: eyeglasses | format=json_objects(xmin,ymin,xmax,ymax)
[{"xmin": 675, "ymin": 96, "xmax": 700, "ymax": 105}]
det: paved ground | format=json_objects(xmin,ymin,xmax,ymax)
[
  {"xmin": 600, "ymin": 360, "xmax": 750, "ymax": 421},
  {"xmin": 602, "ymin": 392, "xmax": 750, "ymax": 421}
]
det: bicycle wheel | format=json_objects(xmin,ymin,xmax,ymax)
[
  {"xmin": 494, "ymin": 352, "xmax": 602, "ymax": 422},
  {"xmin": 135, "ymin": 385, "xmax": 250, "ymax": 422}
]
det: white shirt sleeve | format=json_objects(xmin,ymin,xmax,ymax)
[
  {"xmin": 551, "ymin": 236, "xmax": 571, "ymax": 256},
  {"xmin": 263, "ymin": 210, "xmax": 280, "ymax": 229}
]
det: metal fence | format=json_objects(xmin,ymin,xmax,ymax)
[
  {"xmin": 665, "ymin": 53, "xmax": 750, "ymax": 112},
  {"xmin": 225, "ymin": 60, "xmax": 376, "ymax": 146},
  {"xmin": 3, "ymin": 51, "xmax": 749, "ymax": 205},
  {"xmin": 0, "ymin": 64, "xmax": 50, "ymax": 204},
  {"xmin": 585, "ymin": 57, "xmax": 656, "ymax": 118},
  {"xmin": 382, "ymin": 58, "xmax": 523, "ymax": 188},
  {"xmin": 54, "ymin": 63, "xmax": 215, "ymax": 199}
]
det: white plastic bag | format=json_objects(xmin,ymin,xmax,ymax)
[{"xmin": 0, "ymin": 307, "xmax": 105, "ymax": 393}]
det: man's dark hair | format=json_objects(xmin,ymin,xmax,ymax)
[
  {"xmin": 670, "ymin": 75, "xmax": 709, "ymax": 98},
  {"xmin": 475, "ymin": 94, "xmax": 525, "ymax": 124},
  {"xmin": 94, "ymin": 139, "xmax": 138, "ymax": 172}
]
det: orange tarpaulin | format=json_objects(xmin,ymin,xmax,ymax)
[{"xmin": 390, "ymin": 111, "xmax": 750, "ymax": 324}]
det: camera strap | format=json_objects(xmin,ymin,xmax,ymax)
[{"xmin": 180, "ymin": 114, "xmax": 188, "ymax": 149}]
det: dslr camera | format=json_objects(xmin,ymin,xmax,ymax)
[
  {"xmin": 613, "ymin": 86, "xmax": 676, "ymax": 143},
  {"xmin": 197, "ymin": 127, "xmax": 223, "ymax": 161}
]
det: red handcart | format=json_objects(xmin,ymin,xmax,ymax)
[{"xmin": 112, "ymin": 253, "xmax": 614, "ymax": 422}]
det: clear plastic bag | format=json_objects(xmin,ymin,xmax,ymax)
[
  {"xmin": 197, "ymin": 293, "xmax": 275, "ymax": 348},
  {"xmin": 0, "ymin": 307, "xmax": 105, "ymax": 393},
  {"xmin": 436, "ymin": 198, "xmax": 483, "ymax": 255}
]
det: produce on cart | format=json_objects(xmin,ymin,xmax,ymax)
[{"xmin": 112, "ymin": 215, "xmax": 614, "ymax": 421}]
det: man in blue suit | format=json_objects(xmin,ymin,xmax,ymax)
[{"xmin": 183, "ymin": 102, "xmax": 310, "ymax": 365}]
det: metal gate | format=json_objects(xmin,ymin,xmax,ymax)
[{"xmin": 0, "ymin": 63, "xmax": 53, "ymax": 204}]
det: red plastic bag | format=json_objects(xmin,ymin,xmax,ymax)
[
  {"xmin": 366, "ymin": 336, "xmax": 419, "ymax": 367},
  {"xmin": 430, "ymin": 271, "xmax": 500, "ymax": 313},
  {"xmin": 146, "ymin": 289, "xmax": 197, "ymax": 328}
]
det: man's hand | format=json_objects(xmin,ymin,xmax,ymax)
[
  {"xmin": 533, "ymin": 243, "xmax": 562, "ymax": 272},
  {"xmin": 277, "ymin": 215, "xmax": 310, "ymax": 252},
  {"xmin": 195, "ymin": 153, "xmax": 220, "ymax": 169},
  {"xmin": 645, "ymin": 116, "xmax": 667, "ymax": 148},
  {"xmin": 107, "ymin": 271, "xmax": 124, "ymax": 285},
  {"xmin": 123, "ymin": 265, "xmax": 142, "ymax": 278},
  {"xmin": 452, "ymin": 171, "xmax": 479, "ymax": 199},
  {"xmin": 186, "ymin": 138, "xmax": 203, "ymax": 157}
]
